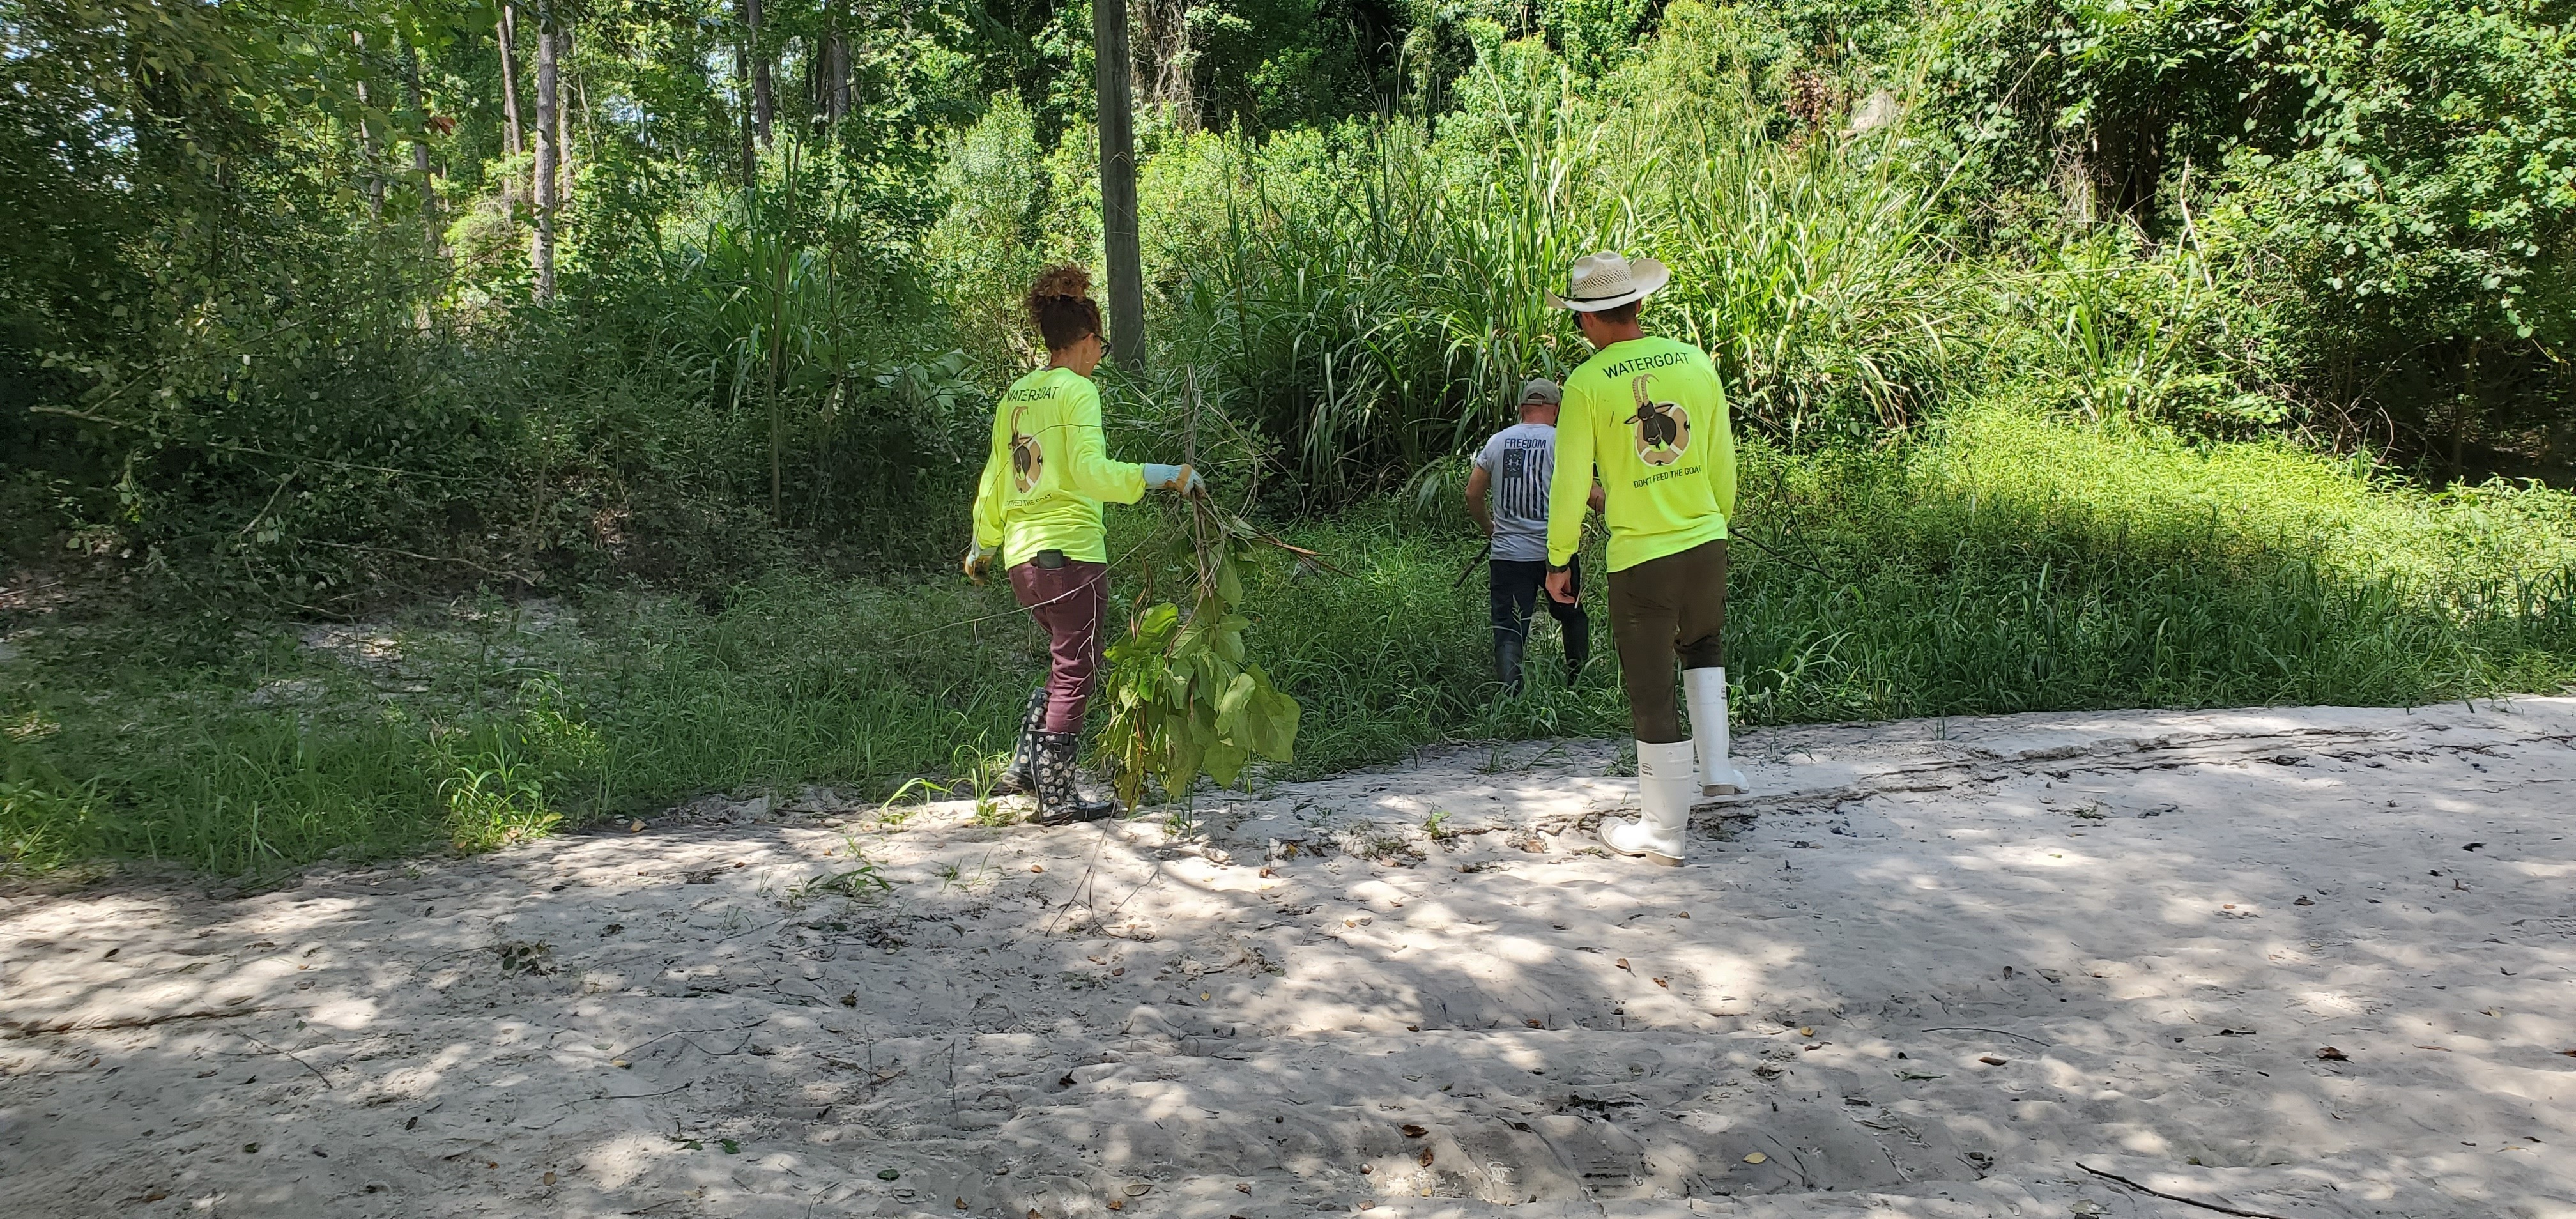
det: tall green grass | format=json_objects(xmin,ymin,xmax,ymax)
[
  {"xmin": 1133, "ymin": 8, "xmax": 1972, "ymax": 506},
  {"xmin": 7, "ymin": 406, "xmax": 2571, "ymax": 876}
]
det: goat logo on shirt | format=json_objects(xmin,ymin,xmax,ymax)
[
  {"xmin": 1625, "ymin": 374, "xmax": 1689, "ymax": 466},
  {"xmin": 1009, "ymin": 404, "xmax": 1043, "ymax": 493}
]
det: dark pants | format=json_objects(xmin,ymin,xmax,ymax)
[
  {"xmin": 1492, "ymin": 557, "xmax": 1590, "ymax": 688},
  {"xmin": 1604, "ymin": 539, "xmax": 1728, "ymax": 744},
  {"xmin": 1009, "ymin": 556, "xmax": 1110, "ymax": 735}
]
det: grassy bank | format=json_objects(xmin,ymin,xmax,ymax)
[{"xmin": 6, "ymin": 406, "xmax": 2573, "ymax": 876}]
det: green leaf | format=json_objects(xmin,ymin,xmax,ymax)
[
  {"xmin": 1213, "ymin": 671, "xmax": 1258, "ymax": 734},
  {"xmin": 1169, "ymin": 737, "xmax": 1204, "ymax": 795},
  {"xmin": 1246, "ymin": 687, "xmax": 1300, "ymax": 762},
  {"xmin": 1204, "ymin": 740, "xmax": 1251, "ymax": 787}
]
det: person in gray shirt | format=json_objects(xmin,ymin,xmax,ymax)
[{"xmin": 1466, "ymin": 378, "xmax": 1600, "ymax": 693}]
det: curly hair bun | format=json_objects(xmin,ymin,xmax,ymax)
[
  {"xmin": 1026, "ymin": 264, "xmax": 1104, "ymax": 352},
  {"xmin": 1028, "ymin": 264, "xmax": 1093, "ymax": 306}
]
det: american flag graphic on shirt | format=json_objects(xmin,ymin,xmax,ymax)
[{"xmin": 1478, "ymin": 422, "xmax": 1558, "ymax": 562}]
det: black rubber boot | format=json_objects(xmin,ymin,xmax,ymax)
[
  {"xmin": 1032, "ymin": 730, "xmax": 1116, "ymax": 825},
  {"xmin": 992, "ymin": 687, "xmax": 1047, "ymax": 795},
  {"xmin": 1494, "ymin": 631, "xmax": 1527, "ymax": 696}
]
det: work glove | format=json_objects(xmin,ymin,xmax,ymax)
[
  {"xmin": 1142, "ymin": 463, "xmax": 1206, "ymax": 496},
  {"xmin": 962, "ymin": 544, "xmax": 993, "ymax": 586}
]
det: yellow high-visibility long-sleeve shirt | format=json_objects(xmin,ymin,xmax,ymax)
[
  {"xmin": 971, "ymin": 366, "xmax": 1146, "ymax": 566},
  {"xmin": 1545, "ymin": 336, "xmax": 1736, "ymax": 571}
]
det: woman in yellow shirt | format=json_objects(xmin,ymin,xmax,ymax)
[{"xmin": 965, "ymin": 266, "xmax": 1202, "ymax": 824}]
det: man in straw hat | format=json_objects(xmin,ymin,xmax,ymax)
[
  {"xmin": 1543, "ymin": 250, "xmax": 1748, "ymax": 865},
  {"xmin": 1465, "ymin": 376, "xmax": 1600, "ymax": 694}
]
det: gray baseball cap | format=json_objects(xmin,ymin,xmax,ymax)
[{"xmin": 1519, "ymin": 378, "xmax": 1563, "ymax": 407}]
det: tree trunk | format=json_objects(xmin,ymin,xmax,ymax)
[
  {"xmin": 1137, "ymin": 0, "xmax": 1197, "ymax": 130},
  {"xmin": 402, "ymin": 40, "xmax": 440, "ymax": 247},
  {"xmin": 530, "ymin": 0, "xmax": 558, "ymax": 301},
  {"xmin": 827, "ymin": 34, "xmax": 850, "ymax": 122},
  {"xmin": 554, "ymin": 24, "xmax": 573, "ymax": 214},
  {"xmin": 498, "ymin": 3, "xmax": 525, "ymax": 161},
  {"xmin": 1096, "ymin": 0, "xmax": 1144, "ymax": 371},
  {"xmin": 734, "ymin": 38, "xmax": 756, "ymax": 186},
  {"xmin": 822, "ymin": 6, "xmax": 850, "ymax": 124},
  {"xmin": 353, "ymin": 32, "xmax": 383, "ymax": 219},
  {"xmin": 739, "ymin": 0, "xmax": 774, "ymax": 148}
]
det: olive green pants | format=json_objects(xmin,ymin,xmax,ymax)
[{"xmin": 1604, "ymin": 539, "xmax": 1728, "ymax": 744}]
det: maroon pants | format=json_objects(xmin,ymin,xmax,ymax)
[{"xmin": 1009, "ymin": 558, "xmax": 1111, "ymax": 734}]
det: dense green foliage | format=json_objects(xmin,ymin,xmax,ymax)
[
  {"xmin": 7, "ymin": 0, "xmax": 2572, "ymax": 585},
  {"xmin": 8, "ymin": 408, "xmax": 2572, "ymax": 873},
  {"xmin": 4, "ymin": 0, "xmax": 2574, "ymax": 872}
]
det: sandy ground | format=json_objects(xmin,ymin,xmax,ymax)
[{"xmin": 4, "ymin": 701, "xmax": 2575, "ymax": 1219}]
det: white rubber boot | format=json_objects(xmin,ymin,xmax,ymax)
[
  {"xmin": 1603, "ymin": 739, "xmax": 1698, "ymax": 866},
  {"xmin": 1685, "ymin": 666, "xmax": 1748, "ymax": 797}
]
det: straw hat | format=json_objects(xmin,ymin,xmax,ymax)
[{"xmin": 1547, "ymin": 251, "xmax": 1671, "ymax": 311}]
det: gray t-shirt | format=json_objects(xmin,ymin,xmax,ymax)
[{"xmin": 1475, "ymin": 422, "xmax": 1558, "ymax": 562}]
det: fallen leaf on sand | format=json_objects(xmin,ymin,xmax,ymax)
[
  {"xmin": 1979, "ymin": 1055, "xmax": 2008, "ymax": 1066},
  {"xmin": 1401, "ymin": 1124, "xmax": 1428, "ymax": 1137},
  {"xmin": 2294, "ymin": 896, "xmax": 2315, "ymax": 906},
  {"xmin": 957, "ymin": 1199, "xmax": 969, "ymax": 1209},
  {"xmin": 2416, "ymin": 1045, "xmax": 2453, "ymax": 1052},
  {"xmin": 1030, "ymin": 864, "xmax": 1045, "ymax": 873},
  {"xmin": 1112, "ymin": 967, "xmax": 1124, "ymax": 976},
  {"xmin": 1236, "ymin": 1183, "xmax": 1253, "ymax": 1193},
  {"xmin": 1107, "ymin": 1201, "xmax": 1124, "ymax": 1211},
  {"xmin": 1743, "ymin": 1152, "xmax": 1767, "ymax": 1164},
  {"xmin": 1653, "ymin": 977, "xmax": 1670, "ymax": 988},
  {"xmin": 627, "ymin": 820, "xmax": 644, "ymax": 832},
  {"xmin": 2558, "ymin": 1050, "xmax": 2576, "ymax": 1058},
  {"xmin": 1526, "ymin": 1018, "xmax": 1544, "ymax": 1028},
  {"xmin": 2316, "ymin": 1047, "xmax": 2349, "ymax": 1061},
  {"xmin": 542, "ymin": 1172, "xmax": 556, "ymax": 1185},
  {"xmin": 611, "ymin": 1059, "xmax": 631, "ymax": 1069},
  {"xmin": 1418, "ymin": 1148, "xmax": 1434, "ymax": 1167},
  {"xmin": 878, "ymin": 1169, "xmax": 901, "ymax": 1181},
  {"xmin": 1616, "ymin": 958, "xmax": 1630, "ymax": 971},
  {"xmin": 1124, "ymin": 1184, "xmax": 1151, "ymax": 1197},
  {"xmin": 1799, "ymin": 1026, "xmax": 1814, "ymax": 1036}
]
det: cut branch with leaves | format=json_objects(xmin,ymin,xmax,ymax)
[{"xmin": 1095, "ymin": 376, "xmax": 1319, "ymax": 809}]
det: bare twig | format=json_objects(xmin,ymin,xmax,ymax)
[
  {"xmin": 1729, "ymin": 526, "xmax": 1832, "ymax": 578},
  {"xmin": 2078, "ymin": 1163, "xmax": 2290, "ymax": 1219},
  {"xmin": 240, "ymin": 1033, "xmax": 335, "ymax": 1089}
]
